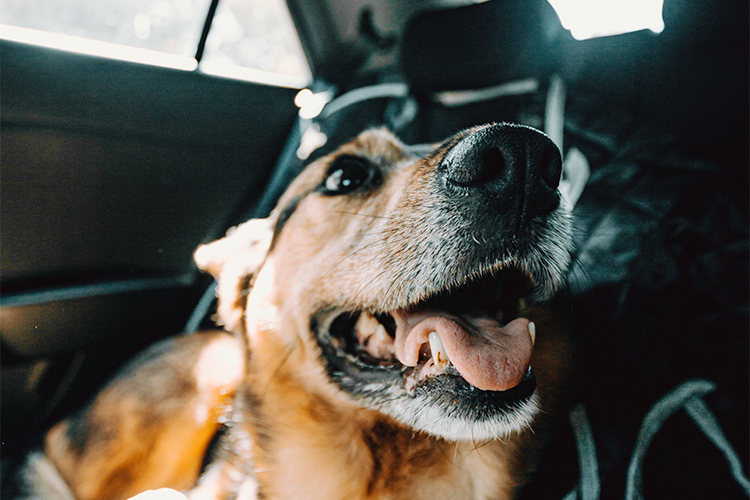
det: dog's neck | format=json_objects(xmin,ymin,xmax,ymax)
[{"xmin": 236, "ymin": 340, "xmax": 528, "ymax": 500}]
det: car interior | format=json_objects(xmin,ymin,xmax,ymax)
[{"xmin": 1, "ymin": 0, "xmax": 748, "ymax": 497}]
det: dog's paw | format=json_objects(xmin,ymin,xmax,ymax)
[{"xmin": 128, "ymin": 489, "xmax": 188, "ymax": 500}]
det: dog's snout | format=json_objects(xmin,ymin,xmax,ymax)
[{"xmin": 439, "ymin": 124, "xmax": 562, "ymax": 228}]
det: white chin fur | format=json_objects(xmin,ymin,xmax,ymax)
[{"xmin": 366, "ymin": 388, "xmax": 541, "ymax": 442}]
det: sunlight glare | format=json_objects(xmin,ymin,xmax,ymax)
[
  {"xmin": 547, "ymin": 0, "xmax": 665, "ymax": 40},
  {"xmin": 0, "ymin": 24, "xmax": 198, "ymax": 70}
]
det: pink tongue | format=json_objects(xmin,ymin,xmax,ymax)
[{"xmin": 392, "ymin": 309, "xmax": 533, "ymax": 391}]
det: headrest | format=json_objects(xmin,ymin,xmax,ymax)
[{"xmin": 400, "ymin": 0, "xmax": 564, "ymax": 93}]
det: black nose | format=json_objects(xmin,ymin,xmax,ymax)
[{"xmin": 439, "ymin": 124, "xmax": 562, "ymax": 230}]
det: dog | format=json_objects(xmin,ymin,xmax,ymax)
[{"xmin": 19, "ymin": 124, "xmax": 575, "ymax": 500}]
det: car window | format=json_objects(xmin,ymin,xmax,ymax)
[
  {"xmin": 0, "ymin": 0, "xmax": 310, "ymax": 85},
  {"xmin": 1, "ymin": 0, "xmax": 210, "ymax": 56},
  {"xmin": 200, "ymin": 0, "xmax": 309, "ymax": 81}
]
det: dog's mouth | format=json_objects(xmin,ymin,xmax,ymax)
[{"xmin": 318, "ymin": 267, "xmax": 538, "ymax": 403}]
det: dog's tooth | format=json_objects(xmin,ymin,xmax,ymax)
[
  {"xmin": 355, "ymin": 312, "xmax": 380, "ymax": 338},
  {"xmin": 375, "ymin": 323, "xmax": 391, "ymax": 343},
  {"xmin": 529, "ymin": 321, "xmax": 536, "ymax": 346},
  {"xmin": 428, "ymin": 332, "xmax": 451, "ymax": 369}
]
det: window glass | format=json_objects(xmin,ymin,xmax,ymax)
[
  {"xmin": 200, "ymin": 0, "xmax": 310, "ymax": 83},
  {"xmin": 0, "ymin": 0, "xmax": 210, "ymax": 56},
  {"xmin": 0, "ymin": 0, "xmax": 310, "ymax": 84}
]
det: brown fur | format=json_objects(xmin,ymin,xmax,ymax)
[
  {"xmin": 32, "ymin": 127, "xmax": 574, "ymax": 500},
  {"xmin": 43, "ymin": 332, "xmax": 243, "ymax": 499}
]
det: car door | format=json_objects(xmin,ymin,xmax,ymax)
[{"xmin": 1, "ymin": 1, "xmax": 306, "ymax": 456}]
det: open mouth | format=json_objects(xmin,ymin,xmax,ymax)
[{"xmin": 318, "ymin": 266, "xmax": 538, "ymax": 405}]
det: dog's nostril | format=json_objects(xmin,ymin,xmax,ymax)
[
  {"xmin": 443, "ymin": 144, "xmax": 507, "ymax": 188},
  {"xmin": 477, "ymin": 147, "xmax": 506, "ymax": 185},
  {"xmin": 539, "ymin": 145, "xmax": 562, "ymax": 190}
]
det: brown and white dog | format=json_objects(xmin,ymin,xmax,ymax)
[{"xmin": 21, "ymin": 124, "xmax": 575, "ymax": 500}]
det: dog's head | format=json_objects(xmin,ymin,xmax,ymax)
[{"xmin": 195, "ymin": 124, "xmax": 573, "ymax": 442}]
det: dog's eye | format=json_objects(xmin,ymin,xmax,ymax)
[{"xmin": 321, "ymin": 156, "xmax": 376, "ymax": 195}]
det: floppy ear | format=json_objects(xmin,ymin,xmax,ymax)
[{"xmin": 194, "ymin": 218, "xmax": 273, "ymax": 332}]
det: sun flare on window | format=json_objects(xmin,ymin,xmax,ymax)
[
  {"xmin": 547, "ymin": 0, "xmax": 665, "ymax": 40},
  {"xmin": 0, "ymin": 0, "xmax": 309, "ymax": 85}
]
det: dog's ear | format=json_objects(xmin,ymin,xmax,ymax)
[{"xmin": 194, "ymin": 218, "xmax": 273, "ymax": 332}]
